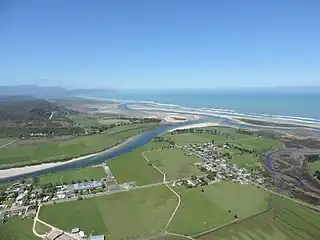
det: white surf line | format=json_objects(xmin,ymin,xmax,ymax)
[
  {"xmin": 0, "ymin": 140, "xmax": 18, "ymax": 149},
  {"xmin": 141, "ymin": 150, "xmax": 182, "ymax": 232}
]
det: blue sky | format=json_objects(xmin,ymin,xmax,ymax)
[{"xmin": 0, "ymin": 0, "xmax": 319, "ymax": 89}]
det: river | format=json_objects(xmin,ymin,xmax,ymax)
[{"xmin": 1, "ymin": 115, "xmax": 320, "ymax": 184}]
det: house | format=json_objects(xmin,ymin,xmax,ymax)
[
  {"xmin": 89, "ymin": 235, "xmax": 105, "ymax": 240},
  {"xmin": 71, "ymin": 228, "xmax": 80, "ymax": 234},
  {"xmin": 42, "ymin": 196, "xmax": 50, "ymax": 202},
  {"xmin": 79, "ymin": 231, "xmax": 85, "ymax": 238}
]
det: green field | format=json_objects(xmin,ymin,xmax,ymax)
[
  {"xmin": 39, "ymin": 185, "xmax": 178, "ymax": 240},
  {"xmin": 0, "ymin": 217, "xmax": 38, "ymax": 240},
  {"xmin": 109, "ymin": 141, "xmax": 169, "ymax": 185},
  {"xmin": 35, "ymin": 221, "xmax": 51, "ymax": 235},
  {"xmin": 0, "ymin": 123, "xmax": 160, "ymax": 168},
  {"xmin": 310, "ymin": 161, "xmax": 320, "ymax": 173},
  {"xmin": 37, "ymin": 166, "xmax": 107, "ymax": 185},
  {"xmin": 228, "ymin": 153, "xmax": 261, "ymax": 169},
  {"xmin": 168, "ymin": 181, "xmax": 269, "ymax": 235},
  {"xmin": 144, "ymin": 147, "xmax": 202, "ymax": 180},
  {"xmin": 233, "ymin": 137, "xmax": 284, "ymax": 151},
  {"xmin": 197, "ymin": 197, "xmax": 320, "ymax": 240}
]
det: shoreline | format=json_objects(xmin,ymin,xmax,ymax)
[
  {"xmin": 128, "ymin": 105, "xmax": 320, "ymax": 129},
  {"xmin": 80, "ymin": 95, "xmax": 320, "ymax": 125}
]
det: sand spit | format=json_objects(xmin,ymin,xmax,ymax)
[{"xmin": 168, "ymin": 122, "xmax": 220, "ymax": 132}]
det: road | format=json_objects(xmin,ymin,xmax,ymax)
[{"xmin": 0, "ymin": 140, "xmax": 18, "ymax": 149}]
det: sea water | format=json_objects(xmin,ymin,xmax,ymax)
[{"xmin": 90, "ymin": 89, "xmax": 320, "ymax": 124}]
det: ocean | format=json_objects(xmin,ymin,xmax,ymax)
[{"xmin": 90, "ymin": 89, "xmax": 320, "ymax": 124}]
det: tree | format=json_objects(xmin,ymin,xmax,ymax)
[{"xmin": 207, "ymin": 172, "xmax": 216, "ymax": 181}]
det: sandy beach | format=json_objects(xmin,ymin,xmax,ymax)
[{"xmin": 168, "ymin": 122, "xmax": 220, "ymax": 132}]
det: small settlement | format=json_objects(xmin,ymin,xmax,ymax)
[{"xmin": 172, "ymin": 141, "xmax": 268, "ymax": 189}]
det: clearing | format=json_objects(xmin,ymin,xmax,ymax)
[
  {"xmin": 168, "ymin": 181, "xmax": 269, "ymax": 235},
  {"xmin": 39, "ymin": 185, "xmax": 178, "ymax": 240},
  {"xmin": 144, "ymin": 147, "xmax": 202, "ymax": 180}
]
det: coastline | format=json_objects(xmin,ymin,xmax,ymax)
[{"xmin": 128, "ymin": 104, "xmax": 320, "ymax": 129}]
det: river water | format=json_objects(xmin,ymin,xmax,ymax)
[{"xmin": 1, "ymin": 116, "xmax": 320, "ymax": 184}]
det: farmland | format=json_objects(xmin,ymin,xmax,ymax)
[
  {"xmin": 108, "ymin": 142, "xmax": 169, "ymax": 185},
  {"xmin": 0, "ymin": 217, "xmax": 39, "ymax": 240},
  {"xmin": 197, "ymin": 196, "xmax": 320, "ymax": 240},
  {"xmin": 39, "ymin": 185, "xmax": 178, "ymax": 240},
  {"xmin": 168, "ymin": 181, "xmax": 269, "ymax": 235},
  {"xmin": 144, "ymin": 147, "xmax": 202, "ymax": 180}
]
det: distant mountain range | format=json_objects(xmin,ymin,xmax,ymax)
[{"xmin": 0, "ymin": 85, "xmax": 113, "ymax": 99}]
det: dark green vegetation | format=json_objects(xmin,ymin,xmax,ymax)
[
  {"xmin": 37, "ymin": 166, "xmax": 107, "ymax": 186},
  {"xmin": 0, "ymin": 216, "xmax": 39, "ymax": 240},
  {"xmin": 197, "ymin": 196, "xmax": 320, "ymax": 240},
  {"xmin": 168, "ymin": 182, "xmax": 269, "ymax": 235},
  {"xmin": 144, "ymin": 147, "xmax": 202, "ymax": 180},
  {"xmin": 0, "ymin": 96, "xmax": 82, "ymax": 138},
  {"xmin": 39, "ymin": 185, "xmax": 178, "ymax": 240},
  {"xmin": 0, "ymin": 122, "xmax": 160, "ymax": 169},
  {"xmin": 109, "ymin": 142, "xmax": 170, "ymax": 185}
]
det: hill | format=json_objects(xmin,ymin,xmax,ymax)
[{"xmin": 0, "ymin": 96, "xmax": 82, "ymax": 137}]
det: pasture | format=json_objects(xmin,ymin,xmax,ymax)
[
  {"xmin": 39, "ymin": 185, "xmax": 178, "ymax": 240},
  {"xmin": 168, "ymin": 181, "xmax": 269, "ymax": 235},
  {"xmin": 108, "ymin": 141, "xmax": 169, "ymax": 185},
  {"xmin": 144, "ymin": 147, "xmax": 202, "ymax": 180},
  {"xmin": 197, "ymin": 196, "xmax": 320, "ymax": 240},
  {"xmin": 0, "ymin": 217, "xmax": 38, "ymax": 240}
]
